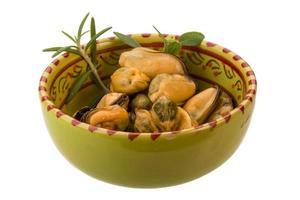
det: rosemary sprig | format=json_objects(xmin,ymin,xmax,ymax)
[{"xmin": 43, "ymin": 13, "xmax": 111, "ymax": 103}]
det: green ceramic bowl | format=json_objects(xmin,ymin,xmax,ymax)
[{"xmin": 39, "ymin": 34, "xmax": 257, "ymax": 188}]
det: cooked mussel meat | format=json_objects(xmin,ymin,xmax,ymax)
[
  {"xmin": 134, "ymin": 109, "xmax": 159, "ymax": 133},
  {"xmin": 96, "ymin": 92, "xmax": 129, "ymax": 110},
  {"xmin": 183, "ymin": 86, "xmax": 221, "ymax": 125},
  {"xmin": 82, "ymin": 105, "xmax": 129, "ymax": 131},
  {"xmin": 73, "ymin": 106, "xmax": 93, "ymax": 121},
  {"xmin": 148, "ymin": 73, "xmax": 196, "ymax": 104},
  {"xmin": 119, "ymin": 47, "xmax": 186, "ymax": 79},
  {"xmin": 175, "ymin": 107, "xmax": 193, "ymax": 130},
  {"xmin": 130, "ymin": 93, "xmax": 152, "ymax": 111},
  {"xmin": 207, "ymin": 91, "xmax": 234, "ymax": 121},
  {"xmin": 110, "ymin": 67, "xmax": 150, "ymax": 94},
  {"xmin": 150, "ymin": 96, "xmax": 178, "ymax": 131}
]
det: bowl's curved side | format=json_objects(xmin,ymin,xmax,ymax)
[
  {"xmin": 39, "ymin": 33, "xmax": 256, "ymax": 187},
  {"xmin": 41, "ymin": 99, "xmax": 254, "ymax": 188}
]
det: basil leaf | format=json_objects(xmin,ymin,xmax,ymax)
[
  {"xmin": 65, "ymin": 70, "xmax": 92, "ymax": 104},
  {"xmin": 163, "ymin": 40, "xmax": 182, "ymax": 55},
  {"xmin": 114, "ymin": 32, "xmax": 141, "ymax": 48},
  {"xmin": 179, "ymin": 32, "xmax": 205, "ymax": 46}
]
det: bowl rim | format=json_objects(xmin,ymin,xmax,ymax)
[{"xmin": 39, "ymin": 33, "xmax": 257, "ymax": 140}]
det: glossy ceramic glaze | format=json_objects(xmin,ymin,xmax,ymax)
[{"xmin": 39, "ymin": 34, "xmax": 257, "ymax": 188}]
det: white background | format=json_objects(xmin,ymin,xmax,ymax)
[{"xmin": 0, "ymin": 0, "xmax": 299, "ymax": 199}]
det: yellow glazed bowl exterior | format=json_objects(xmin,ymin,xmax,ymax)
[{"xmin": 39, "ymin": 34, "xmax": 256, "ymax": 188}]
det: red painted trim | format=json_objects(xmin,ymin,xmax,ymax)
[
  {"xmin": 41, "ymin": 96, "xmax": 49, "ymax": 102},
  {"xmin": 52, "ymin": 59, "xmax": 60, "ymax": 66},
  {"xmin": 244, "ymin": 95, "xmax": 253, "ymax": 102},
  {"xmin": 45, "ymin": 66, "xmax": 53, "ymax": 73},
  {"xmin": 247, "ymin": 89, "xmax": 256, "ymax": 95},
  {"xmin": 241, "ymin": 62, "xmax": 249, "ymax": 68},
  {"xmin": 223, "ymin": 114, "xmax": 231, "ymax": 123},
  {"xmin": 233, "ymin": 55, "xmax": 241, "ymax": 61},
  {"xmin": 223, "ymin": 48, "xmax": 231, "ymax": 53},
  {"xmin": 40, "ymin": 76, "xmax": 47, "ymax": 83},
  {"xmin": 248, "ymin": 79, "xmax": 257, "ymax": 85},
  {"xmin": 246, "ymin": 71, "xmax": 255, "ymax": 76},
  {"xmin": 71, "ymin": 119, "xmax": 81, "ymax": 126},
  {"xmin": 88, "ymin": 125, "xmax": 98, "ymax": 132},
  {"xmin": 62, "ymin": 52, "xmax": 69, "ymax": 58},
  {"xmin": 128, "ymin": 132, "xmax": 140, "ymax": 141},
  {"xmin": 208, "ymin": 120, "xmax": 217, "ymax": 128},
  {"xmin": 47, "ymin": 104, "xmax": 55, "ymax": 111},
  {"xmin": 206, "ymin": 42, "xmax": 216, "ymax": 47},
  {"xmin": 107, "ymin": 129, "xmax": 116, "ymax": 135},
  {"xmin": 56, "ymin": 111, "xmax": 64, "ymax": 118},
  {"xmin": 38, "ymin": 86, "xmax": 47, "ymax": 92},
  {"xmin": 141, "ymin": 33, "xmax": 151, "ymax": 37},
  {"xmin": 151, "ymin": 132, "xmax": 161, "ymax": 141},
  {"xmin": 238, "ymin": 105, "xmax": 245, "ymax": 113}
]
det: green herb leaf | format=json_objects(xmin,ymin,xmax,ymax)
[
  {"xmin": 81, "ymin": 30, "xmax": 90, "ymax": 37},
  {"xmin": 77, "ymin": 13, "xmax": 90, "ymax": 42},
  {"xmin": 88, "ymin": 17, "xmax": 101, "ymax": 89},
  {"xmin": 62, "ymin": 31, "xmax": 77, "ymax": 43},
  {"xmin": 163, "ymin": 40, "xmax": 182, "ymax": 55},
  {"xmin": 153, "ymin": 25, "xmax": 163, "ymax": 37},
  {"xmin": 90, "ymin": 72, "xmax": 102, "ymax": 89},
  {"xmin": 63, "ymin": 48, "xmax": 81, "ymax": 56},
  {"xmin": 90, "ymin": 17, "xmax": 97, "ymax": 65},
  {"xmin": 65, "ymin": 70, "xmax": 92, "ymax": 104},
  {"xmin": 114, "ymin": 32, "xmax": 141, "ymax": 48},
  {"xmin": 85, "ymin": 26, "xmax": 112, "ymax": 50},
  {"xmin": 43, "ymin": 47, "xmax": 63, "ymax": 52},
  {"xmin": 179, "ymin": 32, "xmax": 205, "ymax": 46},
  {"xmin": 51, "ymin": 46, "xmax": 76, "ymax": 58}
]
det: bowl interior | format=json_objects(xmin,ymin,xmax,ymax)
[{"xmin": 43, "ymin": 34, "xmax": 248, "ymax": 118}]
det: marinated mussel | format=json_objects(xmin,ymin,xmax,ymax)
[
  {"xmin": 73, "ymin": 106, "xmax": 93, "ymax": 121},
  {"xmin": 119, "ymin": 47, "xmax": 186, "ymax": 79},
  {"xmin": 134, "ymin": 109, "xmax": 159, "ymax": 133},
  {"xmin": 150, "ymin": 96, "xmax": 178, "ymax": 131},
  {"xmin": 183, "ymin": 86, "xmax": 221, "ymax": 125},
  {"xmin": 176, "ymin": 107, "xmax": 193, "ymax": 130},
  {"xmin": 110, "ymin": 67, "xmax": 150, "ymax": 94},
  {"xmin": 207, "ymin": 91, "xmax": 234, "ymax": 121},
  {"xmin": 96, "ymin": 92, "xmax": 129, "ymax": 110},
  {"xmin": 82, "ymin": 105, "xmax": 129, "ymax": 131},
  {"xmin": 130, "ymin": 93, "xmax": 152, "ymax": 111},
  {"xmin": 148, "ymin": 73, "xmax": 196, "ymax": 104}
]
